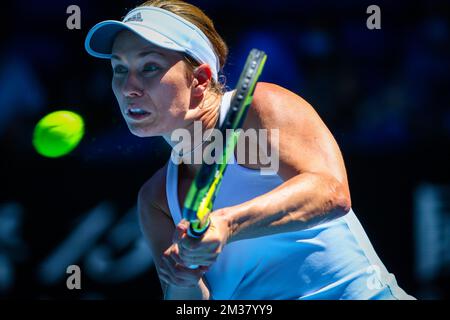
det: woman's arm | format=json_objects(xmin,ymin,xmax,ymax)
[
  {"xmin": 138, "ymin": 166, "xmax": 210, "ymax": 300},
  {"xmin": 175, "ymin": 82, "xmax": 352, "ymax": 266},
  {"xmin": 220, "ymin": 171, "xmax": 350, "ymax": 243},
  {"xmin": 225, "ymin": 82, "xmax": 351, "ymax": 241}
]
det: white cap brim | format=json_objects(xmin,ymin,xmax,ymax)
[{"xmin": 85, "ymin": 20, "xmax": 186, "ymax": 59}]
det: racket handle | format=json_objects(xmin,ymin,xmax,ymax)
[{"xmin": 185, "ymin": 220, "xmax": 210, "ymax": 270}]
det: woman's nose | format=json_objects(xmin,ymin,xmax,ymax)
[{"xmin": 122, "ymin": 72, "xmax": 144, "ymax": 98}]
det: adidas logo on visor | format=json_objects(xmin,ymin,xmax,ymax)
[{"xmin": 124, "ymin": 12, "xmax": 143, "ymax": 23}]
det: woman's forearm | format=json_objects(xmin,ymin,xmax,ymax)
[{"xmin": 221, "ymin": 172, "xmax": 351, "ymax": 243}]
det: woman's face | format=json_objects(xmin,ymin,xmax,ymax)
[{"xmin": 111, "ymin": 30, "xmax": 194, "ymax": 137}]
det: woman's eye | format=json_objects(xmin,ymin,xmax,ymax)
[
  {"xmin": 143, "ymin": 64, "xmax": 159, "ymax": 73},
  {"xmin": 113, "ymin": 65, "xmax": 127, "ymax": 74}
]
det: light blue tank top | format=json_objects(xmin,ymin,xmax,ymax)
[{"xmin": 166, "ymin": 91, "xmax": 415, "ymax": 300}]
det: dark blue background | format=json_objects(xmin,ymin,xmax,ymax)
[{"xmin": 0, "ymin": 0, "xmax": 449, "ymax": 299}]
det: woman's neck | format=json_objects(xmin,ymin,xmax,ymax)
[{"xmin": 165, "ymin": 91, "xmax": 223, "ymax": 178}]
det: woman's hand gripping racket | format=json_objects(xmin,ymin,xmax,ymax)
[{"xmin": 181, "ymin": 49, "xmax": 267, "ymax": 268}]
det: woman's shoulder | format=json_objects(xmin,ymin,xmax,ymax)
[
  {"xmin": 243, "ymin": 81, "xmax": 318, "ymax": 131},
  {"xmin": 253, "ymin": 82, "xmax": 314, "ymax": 113}
]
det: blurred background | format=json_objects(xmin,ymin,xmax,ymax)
[{"xmin": 0, "ymin": 0, "xmax": 449, "ymax": 299}]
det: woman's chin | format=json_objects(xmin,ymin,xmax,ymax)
[{"xmin": 127, "ymin": 123, "xmax": 159, "ymax": 138}]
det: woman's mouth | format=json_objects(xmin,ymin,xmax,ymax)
[{"xmin": 125, "ymin": 107, "xmax": 152, "ymax": 121}]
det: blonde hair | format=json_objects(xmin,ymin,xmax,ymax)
[{"xmin": 137, "ymin": 0, "xmax": 228, "ymax": 94}]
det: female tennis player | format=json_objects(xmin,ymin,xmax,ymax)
[{"xmin": 85, "ymin": 0, "xmax": 415, "ymax": 300}]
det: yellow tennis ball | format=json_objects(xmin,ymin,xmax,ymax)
[{"xmin": 33, "ymin": 110, "xmax": 85, "ymax": 158}]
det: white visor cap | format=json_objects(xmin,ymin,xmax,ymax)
[{"xmin": 85, "ymin": 6, "xmax": 219, "ymax": 81}]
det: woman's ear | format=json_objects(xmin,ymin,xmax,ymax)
[{"xmin": 192, "ymin": 64, "xmax": 213, "ymax": 97}]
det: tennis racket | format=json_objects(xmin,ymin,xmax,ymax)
[{"xmin": 181, "ymin": 49, "xmax": 267, "ymax": 267}]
